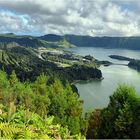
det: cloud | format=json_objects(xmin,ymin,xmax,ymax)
[
  {"xmin": 0, "ymin": 11, "xmax": 31, "ymax": 34},
  {"xmin": 0, "ymin": 0, "xmax": 139, "ymax": 36}
]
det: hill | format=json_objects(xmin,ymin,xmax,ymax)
[
  {"xmin": 0, "ymin": 46, "xmax": 102, "ymax": 82},
  {"xmin": 1, "ymin": 33, "xmax": 140, "ymax": 49},
  {"xmin": 40, "ymin": 34, "xmax": 140, "ymax": 50},
  {"xmin": 0, "ymin": 33, "xmax": 76, "ymax": 49}
]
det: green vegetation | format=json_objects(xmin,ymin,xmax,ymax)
[
  {"xmin": 40, "ymin": 34, "xmax": 140, "ymax": 50},
  {"xmin": 58, "ymin": 38, "xmax": 76, "ymax": 48},
  {"xmin": 128, "ymin": 59, "xmax": 140, "ymax": 71},
  {"xmin": 0, "ymin": 106, "xmax": 84, "ymax": 139},
  {"xmin": 2, "ymin": 33, "xmax": 140, "ymax": 50},
  {"xmin": 41, "ymin": 50, "xmax": 98, "ymax": 68},
  {"xmin": 0, "ymin": 33, "xmax": 140, "ymax": 139},
  {"xmin": 0, "ymin": 70, "xmax": 86, "ymax": 139},
  {"xmin": 108, "ymin": 54, "xmax": 140, "ymax": 71},
  {"xmin": 0, "ymin": 70, "xmax": 139, "ymax": 139},
  {"xmin": 87, "ymin": 84, "xmax": 140, "ymax": 139},
  {"xmin": 0, "ymin": 46, "xmax": 102, "ymax": 82},
  {"xmin": 109, "ymin": 55, "xmax": 132, "ymax": 61},
  {"xmin": 0, "ymin": 33, "xmax": 76, "ymax": 49}
]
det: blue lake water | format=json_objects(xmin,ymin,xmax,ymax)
[{"xmin": 68, "ymin": 47, "xmax": 140, "ymax": 111}]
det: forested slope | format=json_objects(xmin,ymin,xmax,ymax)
[
  {"xmin": 0, "ymin": 71, "xmax": 86, "ymax": 139},
  {"xmin": 0, "ymin": 46, "xmax": 102, "ymax": 82},
  {"xmin": 40, "ymin": 34, "xmax": 140, "ymax": 50},
  {"xmin": 1, "ymin": 33, "xmax": 140, "ymax": 50}
]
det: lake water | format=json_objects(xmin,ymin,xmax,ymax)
[{"xmin": 68, "ymin": 47, "xmax": 140, "ymax": 111}]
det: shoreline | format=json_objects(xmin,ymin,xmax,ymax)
[{"xmin": 71, "ymin": 77, "xmax": 104, "ymax": 85}]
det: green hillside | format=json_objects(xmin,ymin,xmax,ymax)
[
  {"xmin": 40, "ymin": 34, "xmax": 140, "ymax": 50},
  {"xmin": 0, "ymin": 46, "xmax": 102, "ymax": 82},
  {"xmin": 0, "ymin": 33, "xmax": 76, "ymax": 49},
  {"xmin": 1, "ymin": 33, "xmax": 140, "ymax": 50}
]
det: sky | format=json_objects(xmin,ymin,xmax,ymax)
[{"xmin": 0, "ymin": 0, "xmax": 140, "ymax": 36}]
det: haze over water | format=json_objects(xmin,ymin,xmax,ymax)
[{"xmin": 68, "ymin": 47, "xmax": 140, "ymax": 111}]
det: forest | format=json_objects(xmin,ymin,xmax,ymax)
[{"xmin": 0, "ymin": 70, "xmax": 140, "ymax": 139}]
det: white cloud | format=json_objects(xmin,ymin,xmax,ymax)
[
  {"xmin": 0, "ymin": 0, "xmax": 139, "ymax": 36},
  {"xmin": 0, "ymin": 11, "xmax": 30, "ymax": 34}
]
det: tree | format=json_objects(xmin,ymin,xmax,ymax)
[
  {"xmin": 48, "ymin": 79, "xmax": 85, "ymax": 135},
  {"xmin": 86, "ymin": 109, "xmax": 101, "ymax": 139},
  {"xmin": 0, "ymin": 70, "xmax": 86, "ymax": 137},
  {"xmin": 33, "ymin": 74, "xmax": 50, "ymax": 117},
  {"xmin": 98, "ymin": 84, "xmax": 140, "ymax": 139},
  {"xmin": 115, "ymin": 102, "xmax": 133, "ymax": 138},
  {"xmin": 9, "ymin": 71, "xmax": 18, "ymax": 87}
]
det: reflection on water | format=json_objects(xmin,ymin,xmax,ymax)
[{"xmin": 68, "ymin": 47, "xmax": 140, "ymax": 111}]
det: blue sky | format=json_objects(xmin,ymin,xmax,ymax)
[
  {"xmin": 121, "ymin": 3, "xmax": 135, "ymax": 11},
  {"xmin": 0, "ymin": 0, "xmax": 139, "ymax": 36}
]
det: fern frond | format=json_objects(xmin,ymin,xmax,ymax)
[{"xmin": 0, "ymin": 122, "xmax": 21, "ymax": 138}]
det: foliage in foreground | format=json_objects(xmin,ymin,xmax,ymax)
[
  {"xmin": 0, "ymin": 70, "xmax": 86, "ymax": 139},
  {"xmin": 0, "ymin": 104, "xmax": 85, "ymax": 139},
  {"xmin": 87, "ymin": 84, "xmax": 140, "ymax": 139},
  {"xmin": 0, "ymin": 69, "xmax": 140, "ymax": 139}
]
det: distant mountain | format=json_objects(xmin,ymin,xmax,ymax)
[
  {"xmin": 0, "ymin": 33, "xmax": 47, "ymax": 48},
  {"xmin": 38, "ymin": 34, "xmax": 63, "ymax": 42},
  {"xmin": 0, "ymin": 33, "xmax": 76, "ymax": 48},
  {"xmin": 40, "ymin": 34, "xmax": 140, "ymax": 50},
  {"xmin": 1, "ymin": 33, "xmax": 140, "ymax": 50}
]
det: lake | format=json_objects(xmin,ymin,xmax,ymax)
[{"xmin": 68, "ymin": 47, "xmax": 140, "ymax": 111}]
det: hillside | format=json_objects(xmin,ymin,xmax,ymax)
[
  {"xmin": 0, "ymin": 46, "xmax": 102, "ymax": 82},
  {"xmin": 0, "ymin": 33, "xmax": 48, "ymax": 48},
  {"xmin": 40, "ymin": 34, "xmax": 140, "ymax": 50},
  {"xmin": 1, "ymin": 33, "xmax": 140, "ymax": 50},
  {"xmin": 0, "ymin": 33, "xmax": 76, "ymax": 49}
]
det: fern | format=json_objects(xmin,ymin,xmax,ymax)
[{"xmin": 0, "ymin": 122, "xmax": 21, "ymax": 138}]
